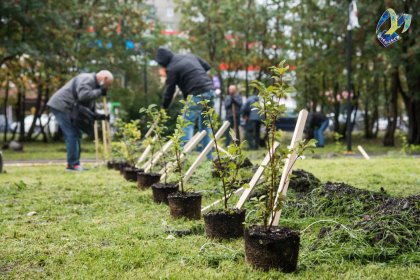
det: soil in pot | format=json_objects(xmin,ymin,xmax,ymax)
[
  {"xmin": 123, "ymin": 167, "xmax": 144, "ymax": 182},
  {"xmin": 244, "ymin": 225, "xmax": 300, "ymax": 272},
  {"xmin": 167, "ymin": 192, "xmax": 202, "ymax": 220},
  {"xmin": 137, "ymin": 172, "xmax": 161, "ymax": 189},
  {"xmin": 152, "ymin": 182, "xmax": 178, "ymax": 204},
  {"xmin": 204, "ymin": 208, "xmax": 245, "ymax": 239}
]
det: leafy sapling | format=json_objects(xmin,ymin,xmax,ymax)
[
  {"xmin": 114, "ymin": 119, "xmax": 142, "ymax": 167},
  {"xmin": 200, "ymin": 98, "xmax": 247, "ymax": 210},
  {"xmin": 140, "ymin": 105, "xmax": 170, "ymax": 180},
  {"xmin": 168, "ymin": 98, "xmax": 192, "ymax": 193},
  {"xmin": 249, "ymin": 62, "xmax": 316, "ymax": 231}
]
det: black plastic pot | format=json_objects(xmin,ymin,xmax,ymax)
[
  {"xmin": 167, "ymin": 192, "xmax": 202, "ymax": 220},
  {"xmin": 137, "ymin": 172, "xmax": 161, "ymax": 189},
  {"xmin": 123, "ymin": 167, "xmax": 144, "ymax": 182},
  {"xmin": 107, "ymin": 160, "xmax": 116, "ymax": 169},
  {"xmin": 152, "ymin": 182, "xmax": 179, "ymax": 204},
  {"xmin": 118, "ymin": 161, "xmax": 129, "ymax": 174},
  {"xmin": 204, "ymin": 208, "xmax": 245, "ymax": 239},
  {"xmin": 244, "ymin": 225, "xmax": 300, "ymax": 272}
]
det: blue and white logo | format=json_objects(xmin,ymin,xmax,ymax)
[{"xmin": 376, "ymin": 8, "xmax": 412, "ymax": 47}]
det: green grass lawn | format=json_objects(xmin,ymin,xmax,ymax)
[
  {"xmin": 0, "ymin": 131, "xmax": 409, "ymax": 163},
  {"xmin": 2, "ymin": 141, "xmax": 97, "ymax": 162},
  {"xmin": 1, "ymin": 152, "xmax": 419, "ymax": 279}
]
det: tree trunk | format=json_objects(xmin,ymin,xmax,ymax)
[
  {"xmin": 402, "ymin": 97, "xmax": 420, "ymax": 145},
  {"xmin": 3, "ymin": 80, "xmax": 10, "ymax": 144},
  {"xmin": 383, "ymin": 68, "xmax": 399, "ymax": 146},
  {"xmin": 17, "ymin": 88, "xmax": 26, "ymax": 142},
  {"xmin": 26, "ymin": 82, "xmax": 44, "ymax": 140},
  {"xmin": 332, "ymin": 80, "xmax": 341, "ymax": 133}
]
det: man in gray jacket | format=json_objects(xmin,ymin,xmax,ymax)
[{"xmin": 47, "ymin": 70, "xmax": 113, "ymax": 171}]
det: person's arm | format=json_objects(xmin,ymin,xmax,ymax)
[
  {"xmin": 241, "ymin": 100, "xmax": 251, "ymax": 117},
  {"xmin": 196, "ymin": 56, "xmax": 211, "ymax": 71},
  {"xmin": 77, "ymin": 79, "xmax": 103, "ymax": 102},
  {"xmin": 161, "ymin": 69, "xmax": 177, "ymax": 109}
]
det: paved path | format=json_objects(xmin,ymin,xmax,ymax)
[{"xmin": 4, "ymin": 158, "xmax": 104, "ymax": 167}]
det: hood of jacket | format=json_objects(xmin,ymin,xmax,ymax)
[{"xmin": 155, "ymin": 47, "xmax": 174, "ymax": 67}]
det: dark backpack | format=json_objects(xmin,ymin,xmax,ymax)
[{"xmin": 70, "ymin": 78, "xmax": 95, "ymax": 137}]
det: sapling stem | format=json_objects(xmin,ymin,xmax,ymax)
[
  {"xmin": 175, "ymin": 146, "xmax": 184, "ymax": 193},
  {"xmin": 157, "ymin": 135, "xmax": 168, "ymax": 185},
  {"xmin": 201, "ymin": 97, "xmax": 228, "ymax": 210}
]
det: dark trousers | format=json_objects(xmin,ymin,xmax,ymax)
[
  {"xmin": 225, "ymin": 115, "xmax": 241, "ymax": 146},
  {"xmin": 51, "ymin": 108, "xmax": 82, "ymax": 166},
  {"xmin": 245, "ymin": 120, "xmax": 261, "ymax": 150}
]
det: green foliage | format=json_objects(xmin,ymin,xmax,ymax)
[
  {"xmin": 248, "ymin": 63, "xmax": 316, "ymax": 230},
  {"xmin": 139, "ymin": 104, "xmax": 170, "ymax": 175},
  {"xmin": 200, "ymin": 97, "xmax": 248, "ymax": 210},
  {"xmin": 0, "ymin": 0, "xmax": 167, "ymax": 142},
  {"xmin": 113, "ymin": 119, "xmax": 141, "ymax": 166},
  {"xmin": 168, "ymin": 97, "xmax": 192, "ymax": 193},
  {"xmin": 399, "ymin": 133, "xmax": 420, "ymax": 155},
  {"xmin": 333, "ymin": 132, "xmax": 344, "ymax": 154}
]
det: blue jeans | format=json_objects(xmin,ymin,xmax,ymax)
[
  {"xmin": 182, "ymin": 90, "xmax": 215, "ymax": 160},
  {"xmin": 314, "ymin": 119, "xmax": 329, "ymax": 147},
  {"xmin": 51, "ymin": 108, "xmax": 82, "ymax": 166}
]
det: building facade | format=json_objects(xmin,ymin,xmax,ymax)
[{"xmin": 145, "ymin": 0, "xmax": 180, "ymax": 34}]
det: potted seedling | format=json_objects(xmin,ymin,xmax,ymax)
[
  {"xmin": 146, "ymin": 107, "xmax": 178, "ymax": 203},
  {"xmin": 109, "ymin": 141, "xmax": 126, "ymax": 171},
  {"xmin": 243, "ymin": 63, "xmax": 315, "ymax": 272},
  {"xmin": 116, "ymin": 120, "xmax": 143, "ymax": 181},
  {"xmin": 107, "ymin": 119, "xmax": 128, "ymax": 171},
  {"xmin": 200, "ymin": 99, "xmax": 248, "ymax": 239},
  {"xmin": 137, "ymin": 105, "xmax": 163, "ymax": 189},
  {"xmin": 167, "ymin": 98, "xmax": 202, "ymax": 220}
]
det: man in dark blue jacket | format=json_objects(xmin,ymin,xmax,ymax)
[
  {"xmin": 155, "ymin": 47, "xmax": 215, "ymax": 159},
  {"xmin": 225, "ymin": 85, "xmax": 243, "ymax": 146},
  {"xmin": 241, "ymin": 95, "xmax": 261, "ymax": 150}
]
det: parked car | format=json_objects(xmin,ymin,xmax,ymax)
[
  {"xmin": 10, "ymin": 114, "xmax": 58, "ymax": 135},
  {"xmin": 0, "ymin": 114, "xmax": 12, "ymax": 132}
]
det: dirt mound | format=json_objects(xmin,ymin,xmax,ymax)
[
  {"xmin": 288, "ymin": 169, "xmax": 320, "ymax": 193},
  {"xmin": 357, "ymin": 194, "xmax": 420, "ymax": 249},
  {"xmin": 286, "ymin": 180, "xmax": 419, "ymax": 261}
]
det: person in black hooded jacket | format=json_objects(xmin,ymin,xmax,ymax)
[{"xmin": 155, "ymin": 47, "xmax": 216, "ymax": 159}]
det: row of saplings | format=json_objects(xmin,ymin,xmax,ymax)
[{"xmin": 107, "ymin": 63, "xmax": 316, "ymax": 272}]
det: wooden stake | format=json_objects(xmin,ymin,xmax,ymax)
[
  {"xmin": 184, "ymin": 131, "xmax": 201, "ymax": 151},
  {"xmin": 183, "ymin": 121, "xmax": 230, "ymax": 183},
  {"xmin": 142, "ymin": 139, "xmax": 173, "ymax": 172},
  {"xmin": 160, "ymin": 130, "xmax": 207, "ymax": 181},
  {"xmin": 232, "ymin": 103, "xmax": 238, "ymax": 142},
  {"xmin": 137, "ymin": 135, "xmax": 157, "ymax": 164},
  {"xmin": 103, "ymin": 97, "xmax": 112, "ymax": 155},
  {"xmin": 201, "ymin": 187, "xmax": 244, "ymax": 213},
  {"xmin": 236, "ymin": 141, "xmax": 280, "ymax": 209},
  {"xmin": 271, "ymin": 109, "xmax": 308, "ymax": 226},
  {"xmin": 144, "ymin": 123, "xmax": 156, "ymax": 139},
  {"xmin": 216, "ymin": 145, "xmax": 230, "ymax": 155},
  {"xmin": 357, "ymin": 145, "xmax": 370, "ymax": 160},
  {"xmin": 101, "ymin": 119, "xmax": 108, "ymax": 160},
  {"xmin": 94, "ymin": 120, "xmax": 99, "ymax": 165}
]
